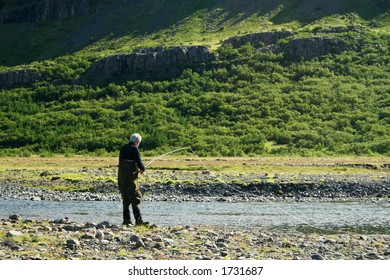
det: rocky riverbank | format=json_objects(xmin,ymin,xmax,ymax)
[
  {"xmin": 1, "ymin": 159, "xmax": 389, "ymax": 260},
  {"xmin": 1, "ymin": 214, "xmax": 389, "ymax": 260},
  {"xmin": 1, "ymin": 168, "xmax": 389, "ymax": 202}
]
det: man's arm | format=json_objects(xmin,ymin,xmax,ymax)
[{"xmin": 135, "ymin": 148, "xmax": 145, "ymax": 172}]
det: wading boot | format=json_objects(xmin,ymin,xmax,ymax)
[
  {"xmin": 123, "ymin": 209, "xmax": 132, "ymax": 226},
  {"xmin": 133, "ymin": 207, "xmax": 149, "ymax": 226}
]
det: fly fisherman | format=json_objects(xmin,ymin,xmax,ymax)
[{"xmin": 118, "ymin": 133, "xmax": 148, "ymax": 226}]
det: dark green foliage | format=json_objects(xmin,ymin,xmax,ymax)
[{"xmin": 1, "ymin": 31, "xmax": 389, "ymax": 156}]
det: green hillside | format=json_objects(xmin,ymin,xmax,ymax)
[{"xmin": 0, "ymin": 0, "xmax": 389, "ymax": 156}]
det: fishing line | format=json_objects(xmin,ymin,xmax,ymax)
[
  {"xmin": 145, "ymin": 147, "xmax": 191, "ymax": 168},
  {"xmin": 143, "ymin": 146, "xmax": 350, "ymax": 237}
]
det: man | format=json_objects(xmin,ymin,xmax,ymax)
[{"xmin": 118, "ymin": 133, "xmax": 148, "ymax": 226}]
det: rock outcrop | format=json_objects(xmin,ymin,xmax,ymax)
[
  {"xmin": 0, "ymin": 69, "xmax": 47, "ymax": 88},
  {"xmin": 223, "ymin": 30, "xmax": 358, "ymax": 60},
  {"xmin": 222, "ymin": 31, "xmax": 294, "ymax": 48},
  {"xmin": 281, "ymin": 36, "xmax": 355, "ymax": 59},
  {"xmin": 0, "ymin": 0, "xmax": 90, "ymax": 24},
  {"xmin": 83, "ymin": 45, "xmax": 218, "ymax": 82}
]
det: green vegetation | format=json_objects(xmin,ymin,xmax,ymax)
[{"xmin": 0, "ymin": 1, "xmax": 389, "ymax": 157}]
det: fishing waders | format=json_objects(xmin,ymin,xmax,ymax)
[{"xmin": 118, "ymin": 160, "xmax": 147, "ymax": 226}]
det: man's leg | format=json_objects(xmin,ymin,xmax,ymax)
[
  {"xmin": 131, "ymin": 183, "xmax": 148, "ymax": 226},
  {"xmin": 122, "ymin": 198, "xmax": 132, "ymax": 225}
]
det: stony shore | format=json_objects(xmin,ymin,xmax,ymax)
[
  {"xmin": 1, "ymin": 161, "xmax": 389, "ymax": 260},
  {"xmin": 0, "ymin": 168, "xmax": 389, "ymax": 202},
  {"xmin": 1, "ymin": 214, "xmax": 389, "ymax": 260}
]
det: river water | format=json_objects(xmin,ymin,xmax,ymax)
[{"xmin": 1, "ymin": 199, "xmax": 389, "ymax": 233}]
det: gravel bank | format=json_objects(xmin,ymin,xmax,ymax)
[
  {"xmin": 1, "ymin": 215, "xmax": 389, "ymax": 260},
  {"xmin": 1, "ymin": 168, "xmax": 389, "ymax": 202},
  {"xmin": 1, "ymin": 168, "xmax": 389, "ymax": 260}
]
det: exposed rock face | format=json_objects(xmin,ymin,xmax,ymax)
[
  {"xmin": 223, "ymin": 30, "xmax": 356, "ymax": 60},
  {"xmin": 0, "ymin": 69, "xmax": 47, "ymax": 88},
  {"xmin": 0, "ymin": 0, "xmax": 90, "ymax": 24},
  {"xmin": 281, "ymin": 36, "xmax": 354, "ymax": 59},
  {"xmin": 222, "ymin": 31, "xmax": 294, "ymax": 48},
  {"xmin": 84, "ymin": 45, "xmax": 218, "ymax": 82}
]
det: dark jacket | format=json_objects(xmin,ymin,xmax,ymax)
[{"xmin": 119, "ymin": 142, "xmax": 145, "ymax": 172}]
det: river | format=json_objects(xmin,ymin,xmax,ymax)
[{"xmin": 1, "ymin": 199, "xmax": 389, "ymax": 233}]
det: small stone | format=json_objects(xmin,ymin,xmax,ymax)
[
  {"xmin": 42, "ymin": 226, "xmax": 52, "ymax": 232},
  {"xmin": 332, "ymin": 253, "xmax": 345, "ymax": 260},
  {"xmin": 130, "ymin": 235, "xmax": 145, "ymax": 249},
  {"xmin": 152, "ymin": 236, "xmax": 163, "ymax": 242},
  {"xmin": 66, "ymin": 239, "xmax": 80, "ymax": 250},
  {"xmin": 163, "ymin": 238, "xmax": 174, "ymax": 246},
  {"xmin": 81, "ymin": 233, "xmax": 95, "ymax": 239},
  {"xmin": 97, "ymin": 221, "xmax": 110, "ymax": 229},
  {"xmin": 40, "ymin": 171, "xmax": 50, "ymax": 177},
  {"xmin": 153, "ymin": 242, "xmax": 165, "ymax": 249},
  {"xmin": 9, "ymin": 214, "xmax": 21, "ymax": 221},
  {"xmin": 95, "ymin": 230, "xmax": 105, "ymax": 240},
  {"xmin": 311, "ymin": 254, "xmax": 325, "ymax": 260},
  {"xmin": 130, "ymin": 235, "xmax": 141, "ymax": 242},
  {"xmin": 365, "ymin": 252, "xmax": 381, "ymax": 260},
  {"xmin": 6, "ymin": 230, "xmax": 23, "ymax": 237},
  {"xmin": 216, "ymin": 242, "xmax": 228, "ymax": 249},
  {"xmin": 134, "ymin": 240, "xmax": 145, "ymax": 249},
  {"xmin": 84, "ymin": 222, "xmax": 97, "ymax": 229},
  {"xmin": 220, "ymin": 251, "xmax": 228, "ymax": 257},
  {"xmin": 359, "ymin": 235, "xmax": 368, "ymax": 241}
]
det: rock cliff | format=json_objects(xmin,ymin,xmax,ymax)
[
  {"xmin": 222, "ymin": 31, "xmax": 294, "ymax": 48},
  {"xmin": 280, "ymin": 36, "xmax": 355, "ymax": 59},
  {"xmin": 83, "ymin": 45, "xmax": 218, "ymax": 83},
  {"xmin": 0, "ymin": 45, "xmax": 217, "ymax": 88},
  {"xmin": 0, "ymin": 69, "xmax": 47, "ymax": 88},
  {"xmin": 223, "ymin": 30, "xmax": 358, "ymax": 60},
  {"xmin": 0, "ymin": 0, "xmax": 90, "ymax": 24}
]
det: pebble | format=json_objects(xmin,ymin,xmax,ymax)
[
  {"xmin": 6, "ymin": 230, "xmax": 23, "ymax": 237},
  {"xmin": 66, "ymin": 239, "xmax": 80, "ymax": 250},
  {"xmin": 311, "ymin": 254, "xmax": 325, "ymax": 260}
]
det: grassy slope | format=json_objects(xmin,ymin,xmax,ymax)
[
  {"xmin": 0, "ymin": 0, "xmax": 388, "ymax": 69},
  {"xmin": 0, "ymin": 0, "xmax": 389, "ymax": 156}
]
